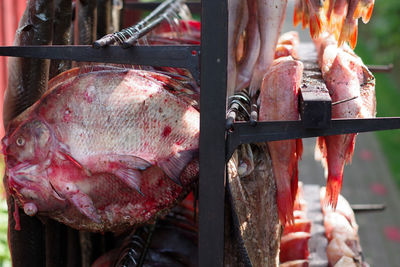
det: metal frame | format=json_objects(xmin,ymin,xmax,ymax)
[
  {"xmin": 1, "ymin": 0, "xmax": 400, "ymax": 266},
  {"xmin": 199, "ymin": 0, "xmax": 227, "ymax": 265}
]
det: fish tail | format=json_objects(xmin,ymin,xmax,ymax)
[
  {"xmin": 302, "ymin": 5, "xmax": 310, "ymax": 30},
  {"xmin": 324, "ymin": 0, "xmax": 334, "ymax": 22},
  {"xmin": 328, "ymin": 13, "xmax": 344, "ymax": 40},
  {"xmin": 296, "ymin": 138, "xmax": 303, "ymax": 160},
  {"xmin": 345, "ymin": 134, "xmax": 357, "ymax": 164},
  {"xmin": 309, "ymin": 14, "xmax": 322, "ymax": 39},
  {"xmin": 293, "ymin": 6, "xmax": 302, "ymax": 27},
  {"xmin": 276, "ymin": 176, "xmax": 295, "ymax": 226},
  {"xmin": 291, "ymin": 164, "xmax": 299, "ymax": 209},
  {"xmin": 363, "ymin": 2, "xmax": 374, "ymax": 23},
  {"xmin": 324, "ymin": 172, "xmax": 343, "ymax": 209},
  {"xmin": 338, "ymin": 19, "xmax": 358, "ymax": 49},
  {"xmin": 353, "ymin": 2, "xmax": 364, "ymax": 20}
]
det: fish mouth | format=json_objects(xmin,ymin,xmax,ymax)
[{"xmin": 49, "ymin": 181, "xmax": 65, "ymax": 201}]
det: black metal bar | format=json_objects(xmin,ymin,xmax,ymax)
[
  {"xmin": 199, "ymin": 0, "xmax": 227, "ymax": 266},
  {"xmin": 0, "ymin": 45, "xmax": 201, "ymax": 83},
  {"xmin": 226, "ymin": 117, "xmax": 400, "ymax": 160},
  {"xmin": 298, "ymin": 43, "xmax": 332, "ymax": 129},
  {"xmin": 124, "ymin": 1, "xmax": 202, "ymax": 14}
]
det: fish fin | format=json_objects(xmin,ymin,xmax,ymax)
[
  {"xmin": 291, "ymin": 164, "xmax": 299, "ymax": 209},
  {"xmin": 276, "ymin": 174, "xmax": 295, "ymax": 226},
  {"xmin": 309, "ymin": 14, "xmax": 323, "ymax": 39},
  {"xmin": 114, "ymin": 168, "xmax": 145, "ymax": 196},
  {"xmin": 158, "ymin": 150, "xmax": 197, "ymax": 185},
  {"xmin": 363, "ymin": 2, "xmax": 374, "ymax": 23},
  {"xmin": 293, "ymin": 3, "xmax": 302, "ymax": 27},
  {"xmin": 345, "ymin": 134, "xmax": 357, "ymax": 165},
  {"xmin": 302, "ymin": 8, "xmax": 310, "ymax": 30},
  {"xmin": 296, "ymin": 139, "xmax": 303, "ymax": 160},
  {"xmin": 58, "ymin": 150, "xmax": 92, "ymax": 176},
  {"xmin": 353, "ymin": 1, "xmax": 374, "ymax": 23},
  {"xmin": 60, "ymin": 183, "xmax": 101, "ymax": 223},
  {"xmin": 103, "ymin": 155, "xmax": 151, "ymax": 194},
  {"xmin": 338, "ymin": 19, "xmax": 358, "ymax": 49},
  {"xmin": 324, "ymin": 172, "xmax": 343, "ymax": 209},
  {"xmin": 353, "ymin": 2, "xmax": 364, "ymax": 20}
]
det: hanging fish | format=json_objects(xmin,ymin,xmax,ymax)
[
  {"xmin": 259, "ymin": 56, "xmax": 303, "ymax": 225},
  {"xmin": 249, "ymin": 0, "xmax": 287, "ymax": 97},
  {"xmin": 314, "ymin": 35, "xmax": 375, "ymax": 208},
  {"xmin": 3, "ymin": 66, "xmax": 199, "ymax": 232}
]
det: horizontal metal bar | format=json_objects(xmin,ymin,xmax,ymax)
[
  {"xmin": 0, "ymin": 45, "xmax": 201, "ymax": 83},
  {"xmin": 367, "ymin": 64, "xmax": 393, "ymax": 73},
  {"xmin": 351, "ymin": 204, "xmax": 386, "ymax": 212},
  {"xmin": 124, "ymin": 1, "xmax": 201, "ymax": 14},
  {"xmin": 226, "ymin": 117, "xmax": 400, "ymax": 160}
]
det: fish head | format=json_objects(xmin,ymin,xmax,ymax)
[
  {"xmin": 7, "ymin": 161, "xmax": 67, "ymax": 217},
  {"xmin": 3, "ymin": 118, "xmax": 66, "ymax": 216},
  {"xmin": 3, "ymin": 118, "xmax": 54, "ymax": 169}
]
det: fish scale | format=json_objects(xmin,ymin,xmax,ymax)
[{"xmin": 3, "ymin": 66, "xmax": 199, "ymax": 232}]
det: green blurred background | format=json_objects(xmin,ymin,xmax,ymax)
[{"xmin": 355, "ymin": 0, "xmax": 400, "ymax": 188}]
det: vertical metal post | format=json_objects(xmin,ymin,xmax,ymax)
[{"xmin": 199, "ymin": 0, "xmax": 228, "ymax": 266}]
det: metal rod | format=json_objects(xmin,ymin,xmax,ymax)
[
  {"xmin": 199, "ymin": 0, "xmax": 228, "ymax": 265},
  {"xmin": 94, "ymin": 0, "xmax": 184, "ymax": 48},
  {"xmin": 122, "ymin": 3, "xmax": 182, "ymax": 48},
  {"xmin": 332, "ymin": 96, "xmax": 358, "ymax": 106},
  {"xmin": 0, "ymin": 45, "xmax": 201, "ymax": 84},
  {"xmin": 367, "ymin": 64, "xmax": 393, "ymax": 73},
  {"xmin": 351, "ymin": 204, "xmax": 386, "ymax": 212},
  {"xmin": 226, "ymin": 117, "xmax": 400, "ymax": 160}
]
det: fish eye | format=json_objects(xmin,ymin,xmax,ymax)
[{"xmin": 16, "ymin": 137, "xmax": 25, "ymax": 147}]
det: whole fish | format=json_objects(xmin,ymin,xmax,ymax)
[
  {"xmin": 3, "ymin": 66, "xmax": 199, "ymax": 232},
  {"xmin": 235, "ymin": 0, "xmax": 260, "ymax": 92},
  {"xmin": 227, "ymin": 0, "xmax": 248, "ymax": 97},
  {"xmin": 259, "ymin": 56, "xmax": 303, "ymax": 225},
  {"xmin": 315, "ymin": 36, "xmax": 375, "ymax": 208},
  {"xmin": 249, "ymin": 0, "xmax": 287, "ymax": 97}
]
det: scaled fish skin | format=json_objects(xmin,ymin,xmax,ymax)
[
  {"xmin": 3, "ymin": 66, "xmax": 199, "ymax": 232},
  {"xmin": 315, "ymin": 35, "xmax": 375, "ymax": 208},
  {"xmin": 259, "ymin": 56, "xmax": 303, "ymax": 225}
]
